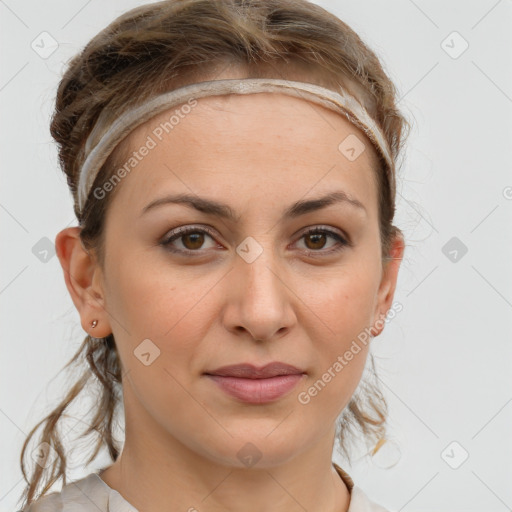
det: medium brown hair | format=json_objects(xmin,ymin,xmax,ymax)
[{"xmin": 18, "ymin": 0, "xmax": 410, "ymax": 508}]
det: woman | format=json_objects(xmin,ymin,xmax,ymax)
[{"xmin": 19, "ymin": 0, "xmax": 409, "ymax": 510}]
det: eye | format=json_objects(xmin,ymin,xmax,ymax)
[
  {"xmin": 161, "ymin": 225, "xmax": 220, "ymax": 255},
  {"xmin": 295, "ymin": 226, "xmax": 350, "ymax": 256},
  {"xmin": 160, "ymin": 225, "xmax": 351, "ymax": 257}
]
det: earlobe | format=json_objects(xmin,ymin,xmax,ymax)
[
  {"xmin": 370, "ymin": 232, "xmax": 405, "ymax": 338},
  {"xmin": 55, "ymin": 227, "xmax": 111, "ymax": 338}
]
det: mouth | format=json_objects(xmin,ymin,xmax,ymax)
[{"xmin": 204, "ymin": 362, "xmax": 306, "ymax": 404}]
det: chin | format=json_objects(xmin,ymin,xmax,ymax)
[{"xmin": 199, "ymin": 429, "xmax": 308, "ymax": 470}]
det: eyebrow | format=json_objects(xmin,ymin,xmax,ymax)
[{"xmin": 140, "ymin": 190, "xmax": 367, "ymax": 221}]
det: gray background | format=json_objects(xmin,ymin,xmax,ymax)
[{"xmin": 1, "ymin": 1, "xmax": 511, "ymax": 511}]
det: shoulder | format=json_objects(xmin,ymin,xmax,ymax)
[
  {"xmin": 349, "ymin": 485, "xmax": 395, "ymax": 512},
  {"xmin": 21, "ymin": 474, "xmax": 108, "ymax": 512},
  {"xmin": 333, "ymin": 462, "xmax": 394, "ymax": 512}
]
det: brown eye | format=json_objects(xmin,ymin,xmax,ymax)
[
  {"xmin": 304, "ymin": 232, "xmax": 328, "ymax": 250},
  {"xmin": 297, "ymin": 227, "xmax": 349, "ymax": 255},
  {"xmin": 181, "ymin": 232, "xmax": 205, "ymax": 250},
  {"xmin": 162, "ymin": 226, "xmax": 218, "ymax": 254}
]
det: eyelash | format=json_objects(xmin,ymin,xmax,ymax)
[{"xmin": 160, "ymin": 225, "xmax": 351, "ymax": 257}]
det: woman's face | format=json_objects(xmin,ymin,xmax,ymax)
[{"xmin": 92, "ymin": 90, "xmax": 403, "ymax": 468}]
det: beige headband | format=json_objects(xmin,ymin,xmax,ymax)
[{"xmin": 78, "ymin": 78, "xmax": 394, "ymax": 213}]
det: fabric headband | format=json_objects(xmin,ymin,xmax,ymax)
[{"xmin": 77, "ymin": 77, "xmax": 394, "ymax": 214}]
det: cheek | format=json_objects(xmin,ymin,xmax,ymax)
[
  {"xmin": 105, "ymin": 257, "xmax": 235, "ymax": 416},
  {"xmin": 108, "ymin": 260, "xmax": 211, "ymax": 427},
  {"xmin": 303, "ymin": 260, "xmax": 379, "ymax": 342},
  {"xmin": 296, "ymin": 264, "xmax": 377, "ymax": 405},
  {"xmin": 106, "ymin": 249, "xmax": 216, "ymax": 341}
]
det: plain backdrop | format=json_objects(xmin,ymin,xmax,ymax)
[{"xmin": 1, "ymin": 1, "xmax": 511, "ymax": 511}]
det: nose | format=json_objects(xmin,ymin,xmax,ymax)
[{"xmin": 221, "ymin": 240, "xmax": 296, "ymax": 342}]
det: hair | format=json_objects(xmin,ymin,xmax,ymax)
[{"xmin": 18, "ymin": 0, "xmax": 410, "ymax": 508}]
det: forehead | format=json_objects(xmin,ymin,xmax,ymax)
[
  {"xmin": 110, "ymin": 92, "xmax": 380, "ymax": 216},
  {"xmin": 124, "ymin": 90, "xmax": 378, "ymax": 153}
]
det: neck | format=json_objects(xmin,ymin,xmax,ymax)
[{"xmin": 100, "ymin": 398, "xmax": 352, "ymax": 512}]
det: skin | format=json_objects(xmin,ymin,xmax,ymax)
[{"xmin": 56, "ymin": 80, "xmax": 404, "ymax": 512}]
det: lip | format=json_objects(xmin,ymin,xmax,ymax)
[
  {"xmin": 204, "ymin": 362, "xmax": 306, "ymax": 404},
  {"xmin": 205, "ymin": 362, "xmax": 305, "ymax": 378}
]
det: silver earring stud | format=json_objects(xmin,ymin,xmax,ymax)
[{"xmin": 91, "ymin": 320, "xmax": 98, "ymax": 328}]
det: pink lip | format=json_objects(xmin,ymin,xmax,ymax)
[
  {"xmin": 206, "ymin": 362, "xmax": 305, "ymax": 378},
  {"xmin": 206, "ymin": 374, "xmax": 304, "ymax": 403},
  {"xmin": 204, "ymin": 362, "xmax": 306, "ymax": 404}
]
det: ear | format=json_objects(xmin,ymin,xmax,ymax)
[
  {"xmin": 55, "ymin": 226, "xmax": 111, "ymax": 338},
  {"xmin": 370, "ymin": 230, "xmax": 405, "ymax": 337}
]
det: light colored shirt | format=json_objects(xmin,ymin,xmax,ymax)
[{"xmin": 22, "ymin": 463, "xmax": 393, "ymax": 512}]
